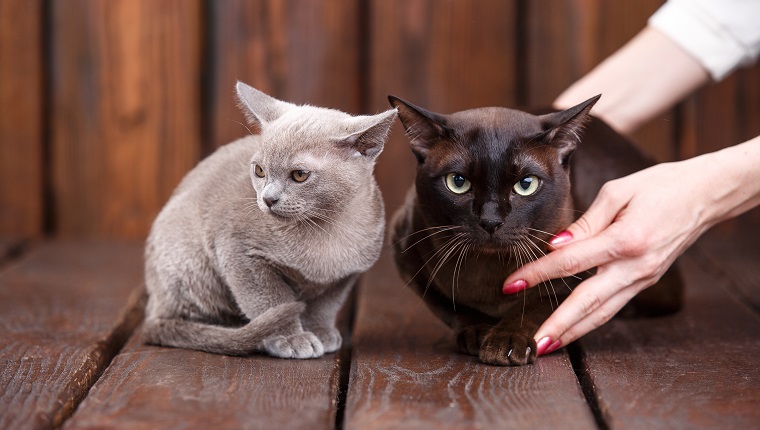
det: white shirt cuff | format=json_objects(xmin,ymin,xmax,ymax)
[{"xmin": 649, "ymin": 0, "xmax": 760, "ymax": 81}]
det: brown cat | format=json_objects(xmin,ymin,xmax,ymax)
[{"xmin": 389, "ymin": 95, "xmax": 682, "ymax": 366}]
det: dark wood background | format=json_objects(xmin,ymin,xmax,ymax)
[{"xmin": 1, "ymin": 0, "xmax": 759, "ymax": 239}]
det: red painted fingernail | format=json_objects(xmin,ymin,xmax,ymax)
[
  {"xmin": 544, "ymin": 339, "xmax": 562, "ymax": 355},
  {"xmin": 550, "ymin": 230, "xmax": 573, "ymax": 246},
  {"xmin": 536, "ymin": 337, "xmax": 553, "ymax": 356},
  {"xmin": 502, "ymin": 279, "xmax": 527, "ymax": 294}
]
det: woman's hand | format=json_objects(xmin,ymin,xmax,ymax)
[{"xmin": 501, "ymin": 142, "xmax": 760, "ymax": 355}]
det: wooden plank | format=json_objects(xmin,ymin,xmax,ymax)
[
  {"xmin": 209, "ymin": 0, "xmax": 361, "ymax": 150},
  {"xmin": 344, "ymin": 253, "xmax": 597, "ymax": 429},
  {"xmin": 526, "ymin": 0, "xmax": 675, "ymax": 162},
  {"xmin": 692, "ymin": 212, "xmax": 760, "ymax": 314},
  {"xmin": 578, "ymin": 250, "xmax": 760, "ymax": 428},
  {"xmin": 0, "ymin": 0, "xmax": 43, "ymax": 236},
  {"xmin": 0, "ymin": 237, "xmax": 24, "ymax": 265},
  {"xmin": 0, "ymin": 241, "xmax": 145, "ymax": 429},
  {"xmin": 65, "ymin": 329, "xmax": 343, "ymax": 430},
  {"xmin": 368, "ymin": 0, "xmax": 518, "ymax": 213},
  {"xmin": 51, "ymin": 0, "xmax": 202, "ymax": 238}
]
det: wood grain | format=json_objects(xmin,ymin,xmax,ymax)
[
  {"xmin": 344, "ymin": 252, "xmax": 597, "ymax": 429},
  {"xmin": 0, "ymin": 0, "xmax": 43, "ymax": 236},
  {"xmin": 209, "ymin": 0, "xmax": 361, "ymax": 151},
  {"xmin": 65, "ymin": 330, "xmax": 342, "ymax": 430},
  {"xmin": 51, "ymin": 0, "xmax": 202, "ymax": 238},
  {"xmin": 526, "ymin": 0, "xmax": 675, "ymax": 162},
  {"xmin": 0, "ymin": 241, "xmax": 145, "ymax": 429},
  {"xmin": 579, "ymin": 252, "xmax": 760, "ymax": 429},
  {"xmin": 368, "ymin": 0, "xmax": 518, "ymax": 214}
]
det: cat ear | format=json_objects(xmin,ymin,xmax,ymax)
[
  {"xmin": 388, "ymin": 95, "xmax": 451, "ymax": 163},
  {"xmin": 235, "ymin": 81, "xmax": 292, "ymax": 130},
  {"xmin": 538, "ymin": 94, "xmax": 601, "ymax": 166},
  {"xmin": 337, "ymin": 109, "xmax": 397, "ymax": 159}
]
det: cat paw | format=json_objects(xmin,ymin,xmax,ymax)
[
  {"xmin": 479, "ymin": 331, "xmax": 537, "ymax": 366},
  {"xmin": 263, "ymin": 332, "xmax": 325, "ymax": 359},
  {"xmin": 455, "ymin": 325, "xmax": 490, "ymax": 356},
  {"xmin": 310, "ymin": 326, "xmax": 342, "ymax": 353}
]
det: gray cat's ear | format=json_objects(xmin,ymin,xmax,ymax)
[
  {"xmin": 538, "ymin": 94, "xmax": 601, "ymax": 166},
  {"xmin": 388, "ymin": 95, "xmax": 451, "ymax": 163},
  {"xmin": 235, "ymin": 81, "xmax": 292, "ymax": 130},
  {"xmin": 337, "ymin": 109, "xmax": 397, "ymax": 159}
]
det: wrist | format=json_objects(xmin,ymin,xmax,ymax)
[{"xmin": 694, "ymin": 136, "xmax": 760, "ymax": 227}]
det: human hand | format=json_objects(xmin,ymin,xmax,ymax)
[{"xmin": 502, "ymin": 157, "xmax": 721, "ymax": 356}]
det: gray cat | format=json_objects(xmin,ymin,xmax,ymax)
[{"xmin": 142, "ymin": 82, "xmax": 395, "ymax": 358}]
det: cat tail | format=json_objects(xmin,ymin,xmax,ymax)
[{"xmin": 142, "ymin": 302, "xmax": 305, "ymax": 356}]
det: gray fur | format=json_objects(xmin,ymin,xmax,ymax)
[{"xmin": 143, "ymin": 82, "xmax": 395, "ymax": 358}]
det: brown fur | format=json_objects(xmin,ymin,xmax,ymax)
[{"xmin": 389, "ymin": 95, "xmax": 682, "ymax": 366}]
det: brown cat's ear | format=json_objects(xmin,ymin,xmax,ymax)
[
  {"xmin": 388, "ymin": 95, "xmax": 451, "ymax": 163},
  {"xmin": 538, "ymin": 94, "xmax": 601, "ymax": 166},
  {"xmin": 235, "ymin": 81, "xmax": 292, "ymax": 131},
  {"xmin": 336, "ymin": 109, "xmax": 397, "ymax": 159}
]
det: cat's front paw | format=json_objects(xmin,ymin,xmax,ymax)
[
  {"xmin": 479, "ymin": 330, "xmax": 537, "ymax": 366},
  {"xmin": 263, "ymin": 332, "xmax": 324, "ymax": 359},
  {"xmin": 310, "ymin": 326, "xmax": 342, "ymax": 353},
  {"xmin": 455, "ymin": 324, "xmax": 490, "ymax": 356}
]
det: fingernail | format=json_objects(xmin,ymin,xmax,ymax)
[
  {"xmin": 544, "ymin": 339, "xmax": 562, "ymax": 355},
  {"xmin": 550, "ymin": 230, "xmax": 573, "ymax": 246},
  {"xmin": 536, "ymin": 336, "xmax": 561, "ymax": 355},
  {"xmin": 536, "ymin": 337, "xmax": 553, "ymax": 356},
  {"xmin": 502, "ymin": 279, "xmax": 527, "ymax": 294}
]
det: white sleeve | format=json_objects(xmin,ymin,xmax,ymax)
[{"xmin": 648, "ymin": 0, "xmax": 760, "ymax": 81}]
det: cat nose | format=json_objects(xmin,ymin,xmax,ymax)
[
  {"xmin": 263, "ymin": 196, "xmax": 279, "ymax": 207},
  {"xmin": 479, "ymin": 219, "xmax": 503, "ymax": 234}
]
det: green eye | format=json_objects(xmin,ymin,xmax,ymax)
[
  {"xmin": 291, "ymin": 170, "xmax": 310, "ymax": 182},
  {"xmin": 254, "ymin": 164, "xmax": 265, "ymax": 178},
  {"xmin": 513, "ymin": 175, "xmax": 540, "ymax": 196},
  {"xmin": 445, "ymin": 173, "xmax": 471, "ymax": 194}
]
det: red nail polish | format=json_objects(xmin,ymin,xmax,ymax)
[
  {"xmin": 550, "ymin": 230, "xmax": 573, "ymax": 246},
  {"xmin": 544, "ymin": 339, "xmax": 562, "ymax": 355},
  {"xmin": 502, "ymin": 279, "xmax": 527, "ymax": 294},
  {"xmin": 536, "ymin": 337, "xmax": 552, "ymax": 356}
]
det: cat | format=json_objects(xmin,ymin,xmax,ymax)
[
  {"xmin": 142, "ymin": 82, "xmax": 396, "ymax": 359},
  {"xmin": 389, "ymin": 95, "xmax": 682, "ymax": 366}
]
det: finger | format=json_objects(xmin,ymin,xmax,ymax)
[
  {"xmin": 551, "ymin": 182, "xmax": 627, "ymax": 250},
  {"xmin": 503, "ymin": 233, "xmax": 615, "ymax": 293},
  {"xmin": 532, "ymin": 269, "xmax": 639, "ymax": 352}
]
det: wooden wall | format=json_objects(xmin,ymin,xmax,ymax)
[{"xmin": 1, "ymin": 0, "xmax": 759, "ymax": 239}]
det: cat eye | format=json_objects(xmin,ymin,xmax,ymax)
[
  {"xmin": 513, "ymin": 175, "xmax": 540, "ymax": 196},
  {"xmin": 254, "ymin": 164, "xmax": 265, "ymax": 178},
  {"xmin": 291, "ymin": 170, "xmax": 311, "ymax": 182},
  {"xmin": 445, "ymin": 173, "xmax": 471, "ymax": 194}
]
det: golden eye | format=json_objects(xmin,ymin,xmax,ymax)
[
  {"xmin": 254, "ymin": 164, "xmax": 265, "ymax": 178},
  {"xmin": 445, "ymin": 173, "xmax": 471, "ymax": 194},
  {"xmin": 513, "ymin": 175, "xmax": 540, "ymax": 196},
  {"xmin": 291, "ymin": 170, "xmax": 310, "ymax": 182}
]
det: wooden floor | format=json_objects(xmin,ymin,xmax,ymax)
[{"xmin": 1, "ymin": 213, "xmax": 760, "ymax": 430}]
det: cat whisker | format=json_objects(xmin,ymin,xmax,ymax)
[
  {"xmin": 230, "ymin": 119, "xmax": 257, "ymax": 138},
  {"xmin": 403, "ymin": 232, "xmax": 466, "ymax": 292},
  {"xmin": 524, "ymin": 232, "xmax": 584, "ymax": 282},
  {"xmin": 399, "ymin": 226, "xmax": 461, "ymax": 253},
  {"xmin": 451, "ymin": 240, "xmax": 472, "ymax": 311},
  {"xmin": 520, "ymin": 237, "xmax": 561, "ymax": 310},
  {"xmin": 426, "ymin": 233, "xmax": 468, "ymax": 290}
]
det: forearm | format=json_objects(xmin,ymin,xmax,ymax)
[
  {"xmin": 553, "ymin": 26, "xmax": 711, "ymax": 135},
  {"xmin": 700, "ymin": 135, "xmax": 760, "ymax": 227}
]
